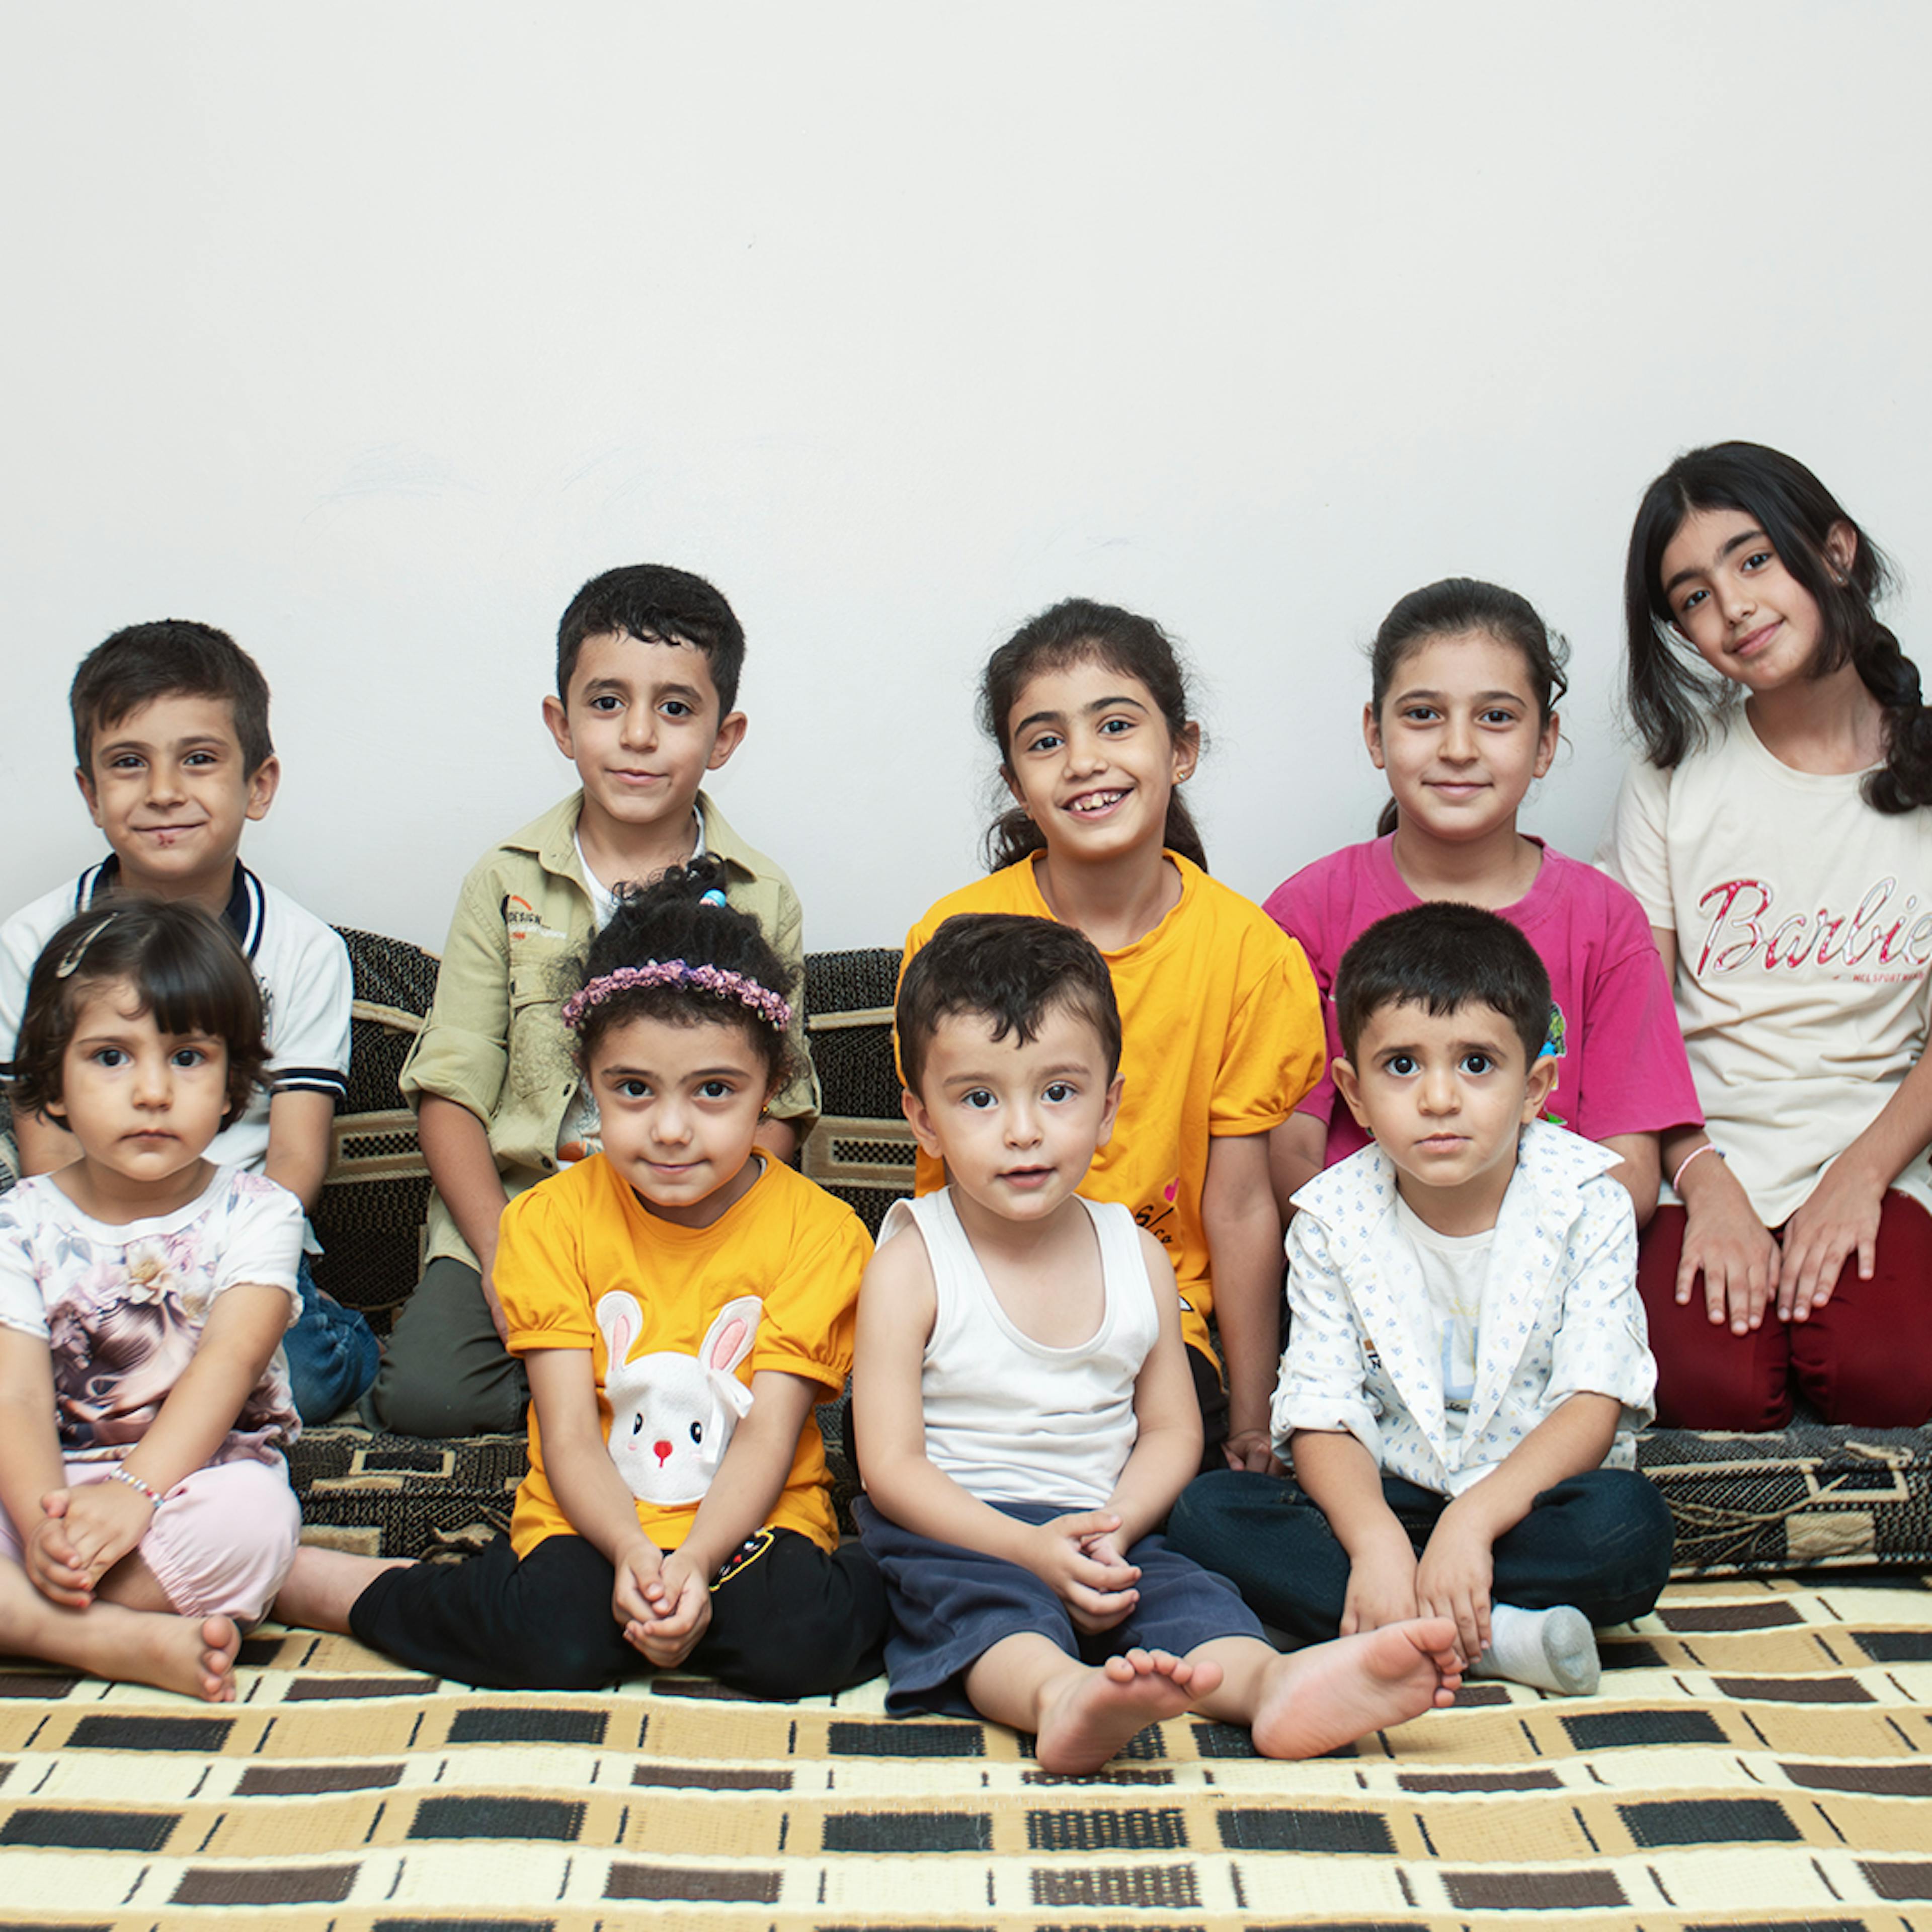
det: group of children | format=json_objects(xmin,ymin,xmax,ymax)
[{"xmin": 3, "ymin": 439, "xmax": 1929, "ymax": 1770}]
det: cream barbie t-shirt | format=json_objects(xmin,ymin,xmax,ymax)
[{"xmin": 1600, "ymin": 708, "xmax": 1932, "ymax": 1227}]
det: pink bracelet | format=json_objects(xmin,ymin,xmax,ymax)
[{"xmin": 1670, "ymin": 1142, "xmax": 1724, "ymax": 1194}]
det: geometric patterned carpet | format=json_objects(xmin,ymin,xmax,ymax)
[{"xmin": 2, "ymin": 1575, "xmax": 1927, "ymax": 1930}]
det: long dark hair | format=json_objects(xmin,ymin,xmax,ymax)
[
  {"xmin": 1625, "ymin": 441, "xmax": 1932, "ymax": 813},
  {"xmin": 1367, "ymin": 578, "xmax": 1568, "ymax": 837},
  {"xmin": 979, "ymin": 597, "xmax": 1208, "ymax": 872}
]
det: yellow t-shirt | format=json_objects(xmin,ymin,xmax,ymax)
[
  {"xmin": 495, "ymin": 1152, "xmax": 870, "ymax": 1559},
  {"xmin": 902, "ymin": 853, "xmax": 1323, "ymax": 1363}
]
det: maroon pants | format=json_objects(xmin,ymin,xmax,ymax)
[{"xmin": 1636, "ymin": 1190, "xmax": 1932, "ymax": 1429}]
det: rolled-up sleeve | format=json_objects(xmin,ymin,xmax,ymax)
[
  {"xmin": 1542, "ymin": 1194, "xmax": 1656, "ymax": 1432},
  {"xmin": 398, "ymin": 867, "xmax": 511, "ymax": 1123}
]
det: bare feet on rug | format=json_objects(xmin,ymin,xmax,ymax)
[
  {"xmin": 1035, "ymin": 1648, "xmax": 1220, "ymax": 1776},
  {"xmin": 1249, "ymin": 1618, "xmax": 1462, "ymax": 1759},
  {"xmin": 272, "ymin": 1546, "xmax": 414, "ymax": 1635},
  {"xmin": 146, "ymin": 1613, "xmax": 243, "ymax": 1702}
]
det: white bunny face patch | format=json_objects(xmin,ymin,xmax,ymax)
[{"xmin": 595, "ymin": 1291, "xmax": 764, "ymax": 1507}]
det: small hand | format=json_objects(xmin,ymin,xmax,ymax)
[
  {"xmin": 1030, "ymin": 1512, "xmax": 1141, "ymax": 1634},
  {"xmin": 1777, "ymin": 1163, "xmax": 1883, "ymax": 1323},
  {"xmin": 1677, "ymin": 1168, "xmax": 1779, "ymax": 1336},
  {"xmin": 1339, "ymin": 1539, "xmax": 1420, "ymax": 1636},
  {"xmin": 1414, "ymin": 1511, "xmax": 1494, "ymax": 1669},
  {"xmin": 626, "ymin": 1549, "xmax": 713, "ymax": 1667},
  {"xmin": 610, "ymin": 1537, "xmax": 664, "ymax": 1634},
  {"xmin": 1221, "ymin": 1428, "xmax": 1283, "ymax": 1476},
  {"xmin": 55, "ymin": 1477, "xmax": 152, "ymax": 1592},
  {"xmin": 24, "ymin": 1493, "xmax": 93, "ymax": 1607}
]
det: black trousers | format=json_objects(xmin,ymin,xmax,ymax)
[
  {"xmin": 350, "ymin": 1526, "xmax": 887, "ymax": 1698},
  {"xmin": 1167, "ymin": 1466, "xmax": 1675, "ymax": 1645}
]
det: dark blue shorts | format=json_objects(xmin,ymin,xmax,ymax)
[{"xmin": 854, "ymin": 1495, "xmax": 1265, "ymax": 1718}]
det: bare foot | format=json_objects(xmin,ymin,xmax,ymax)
[
  {"xmin": 1035, "ymin": 1648, "xmax": 1224, "ymax": 1775},
  {"xmin": 273, "ymin": 1546, "xmax": 414, "ymax": 1634},
  {"xmin": 1250, "ymin": 1618, "xmax": 1461, "ymax": 1759},
  {"xmin": 132, "ymin": 1613, "xmax": 242, "ymax": 1703}
]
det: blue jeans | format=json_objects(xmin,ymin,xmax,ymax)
[
  {"xmin": 286, "ymin": 1252, "xmax": 380, "ymax": 1425},
  {"xmin": 1167, "ymin": 1466, "xmax": 1674, "ymax": 1645}
]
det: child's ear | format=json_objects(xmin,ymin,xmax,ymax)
[
  {"xmin": 1521, "ymin": 1051, "xmax": 1560, "ymax": 1123},
  {"xmin": 1000, "ymin": 764, "xmax": 1029, "ymax": 816},
  {"xmin": 1361, "ymin": 703, "xmax": 1387, "ymax": 771},
  {"xmin": 1094, "ymin": 1072, "xmax": 1125, "ymax": 1149},
  {"xmin": 541, "ymin": 693, "xmax": 575, "ymax": 761},
  {"xmin": 1170, "ymin": 720, "xmax": 1201, "ymax": 785},
  {"xmin": 1824, "ymin": 519, "xmax": 1859, "ymax": 583},
  {"xmin": 901, "ymin": 1085, "xmax": 944, "ymax": 1161},
  {"xmin": 706, "ymin": 710, "xmax": 748, "ymax": 773},
  {"xmin": 245, "ymin": 755, "xmax": 281, "ymax": 824},
  {"xmin": 1534, "ymin": 709, "xmax": 1560, "ymax": 780},
  {"xmin": 74, "ymin": 765, "xmax": 103, "ymax": 827},
  {"xmin": 1332, "ymin": 1056, "xmax": 1373, "ymax": 1131}
]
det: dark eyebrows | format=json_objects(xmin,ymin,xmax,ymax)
[
  {"xmin": 1390, "ymin": 687, "xmax": 1527, "ymax": 706},
  {"xmin": 1014, "ymin": 694, "xmax": 1149, "ymax": 736},
  {"xmin": 1663, "ymin": 527, "xmax": 1771, "ymax": 596}
]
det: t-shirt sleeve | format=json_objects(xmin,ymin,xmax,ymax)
[
  {"xmin": 0, "ymin": 911, "xmax": 40, "ymax": 1079},
  {"xmin": 0, "ymin": 1196, "xmax": 48, "ymax": 1340},
  {"xmin": 266, "ymin": 916, "xmax": 352, "ymax": 1105},
  {"xmin": 1210, "ymin": 924, "xmax": 1326, "ymax": 1135},
  {"xmin": 749, "ymin": 1193, "xmax": 872, "ymax": 1400},
  {"xmin": 398, "ymin": 860, "xmax": 513, "ymax": 1122},
  {"xmin": 494, "ymin": 1184, "xmax": 598, "ymax": 1354},
  {"xmin": 1597, "ymin": 759, "xmax": 1675, "ymax": 932},
  {"xmin": 212, "ymin": 1172, "xmax": 305, "ymax": 1324},
  {"xmin": 1263, "ymin": 869, "xmax": 1341, "ymax": 1131},
  {"xmin": 1569, "ymin": 879, "xmax": 1703, "ymax": 1143}
]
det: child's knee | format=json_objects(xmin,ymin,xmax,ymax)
[{"xmin": 140, "ymin": 1462, "xmax": 302, "ymax": 1623}]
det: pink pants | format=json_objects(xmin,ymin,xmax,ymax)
[
  {"xmin": 0, "ymin": 1458, "xmax": 301, "ymax": 1624},
  {"xmin": 1636, "ymin": 1190, "xmax": 1932, "ymax": 1429}
]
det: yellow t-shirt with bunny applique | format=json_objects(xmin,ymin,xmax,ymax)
[
  {"xmin": 495, "ymin": 1153, "xmax": 870, "ymax": 1558},
  {"xmin": 902, "ymin": 853, "xmax": 1324, "ymax": 1366}
]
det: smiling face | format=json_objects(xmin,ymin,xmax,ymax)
[
  {"xmin": 1333, "ymin": 998, "xmax": 1556, "ymax": 1234},
  {"xmin": 542, "ymin": 630, "xmax": 746, "ymax": 860},
  {"xmin": 588, "ymin": 1011, "xmax": 773, "ymax": 1228},
  {"xmin": 1365, "ymin": 630, "xmax": 1558, "ymax": 849},
  {"xmin": 51, "ymin": 976, "xmax": 228, "ymax": 1219},
  {"xmin": 1658, "ymin": 506, "xmax": 1850, "ymax": 698},
  {"xmin": 1001, "ymin": 656, "xmax": 1198, "ymax": 866},
  {"xmin": 77, "ymin": 693, "xmax": 278, "ymax": 909},
  {"xmin": 902, "ymin": 999, "xmax": 1122, "ymax": 1237}
]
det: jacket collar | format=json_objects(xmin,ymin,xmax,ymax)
[{"xmin": 507, "ymin": 788, "xmax": 756, "ymax": 887}]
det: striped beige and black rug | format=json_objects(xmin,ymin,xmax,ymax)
[{"xmin": 1, "ymin": 1572, "xmax": 1927, "ymax": 1931}]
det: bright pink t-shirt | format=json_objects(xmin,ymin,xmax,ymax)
[{"xmin": 1265, "ymin": 836, "xmax": 1702, "ymax": 1167}]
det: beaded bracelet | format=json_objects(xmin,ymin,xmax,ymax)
[{"xmin": 108, "ymin": 1467, "xmax": 163, "ymax": 1510}]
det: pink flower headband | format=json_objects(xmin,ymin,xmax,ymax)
[{"xmin": 562, "ymin": 959, "xmax": 793, "ymax": 1031}]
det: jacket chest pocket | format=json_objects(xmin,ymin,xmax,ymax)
[{"xmin": 507, "ymin": 955, "xmax": 574, "ymax": 1103}]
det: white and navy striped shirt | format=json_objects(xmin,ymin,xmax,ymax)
[{"xmin": 0, "ymin": 858, "xmax": 351, "ymax": 1174}]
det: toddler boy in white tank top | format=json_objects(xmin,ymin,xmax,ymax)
[{"xmin": 852, "ymin": 912, "xmax": 1463, "ymax": 1775}]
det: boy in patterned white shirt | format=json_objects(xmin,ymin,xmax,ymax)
[{"xmin": 1170, "ymin": 903, "xmax": 1673, "ymax": 1696}]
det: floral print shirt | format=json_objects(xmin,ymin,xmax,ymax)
[{"xmin": 0, "ymin": 1167, "xmax": 303, "ymax": 1464}]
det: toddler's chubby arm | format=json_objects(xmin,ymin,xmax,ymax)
[
  {"xmin": 1203, "ymin": 1132, "xmax": 1286, "ymax": 1475},
  {"xmin": 0, "ymin": 1327, "xmax": 77, "ymax": 1603},
  {"xmin": 1412, "ymin": 1393, "xmax": 1619, "ymax": 1667},
  {"xmin": 643, "ymin": 1366, "xmax": 820, "ymax": 1665},
  {"xmin": 44, "ymin": 1282, "xmax": 292, "ymax": 1601},
  {"xmin": 525, "ymin": 1347, "xmax": 674, "ymax": 1654},
  {"xmin": 1289, "ymin": 1429, "xmax": 1420, "ymax": 1634},
  {"xmin": 852, "ymin": 1229, "xmax": 1140, "ymax": 1634}
]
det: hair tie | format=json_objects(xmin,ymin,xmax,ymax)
[
  {"xmin": 55, "ymin": 914, "xmax": 118, "ymax": 979},
  {"xmin": 699, "ymin": 889, "xmax": 728, "ymax": 908},
  {"xmin": 562, "ymin": 958, "xmax": 792, "ymax": 1031}
]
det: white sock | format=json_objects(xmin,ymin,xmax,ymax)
[{"xmin": 1471, "ymin": 1603, "xmax": 1600, "ymax": 1696}]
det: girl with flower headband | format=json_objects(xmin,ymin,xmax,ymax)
[
  {"xmin": 278, "ymin": 858, "xmax": 887, "ymax": 1695},
  {"xmin": 0, "ymin": 899, "xmax": 305, "ymax": 1702}
]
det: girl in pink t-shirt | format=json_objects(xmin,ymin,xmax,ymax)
[{"xmin": 1268, "ymin": 578, "xmax": 1700, "ymax": 1227}]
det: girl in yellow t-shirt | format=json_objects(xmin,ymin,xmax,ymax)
[
  {"xmin": 277, "ymin": 861, "xmax": 885, "ymax": 1696},
  {"xmin": 904, "ymin": 599, "xmax": 1324, "ymax": 1476}
]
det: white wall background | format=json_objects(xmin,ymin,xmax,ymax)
[{"xmin": 4, "ymin": 3, "xmax": 1928, "ymax": 954}]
